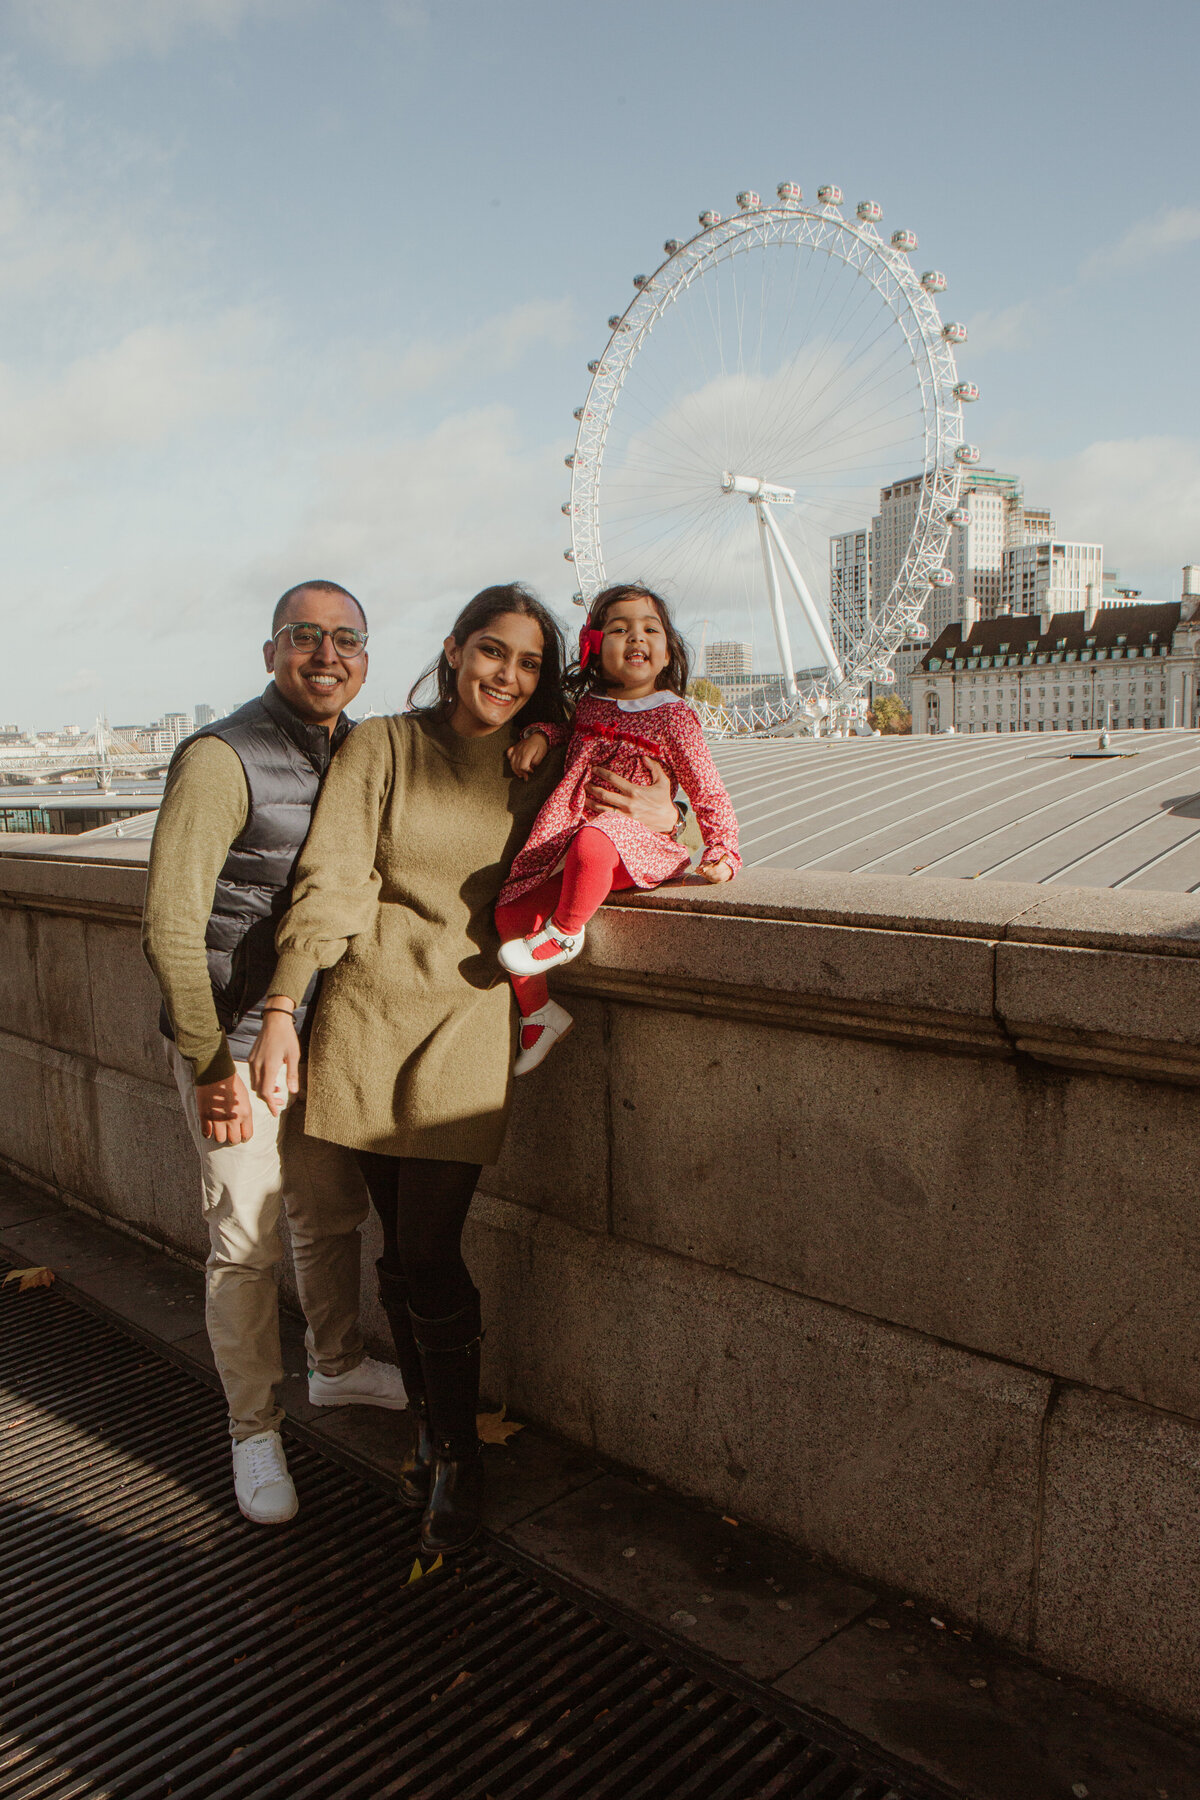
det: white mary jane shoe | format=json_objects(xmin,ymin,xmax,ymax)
[
  {"xmin": 498, "ymin": 920, "xmax": 585, "ymax": 978},
  {"xmin": 514, "ymin": 1000, "xmax": 575, "ymax": 1076}
]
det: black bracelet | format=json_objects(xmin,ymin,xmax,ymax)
[{"xmin": 261, "ymin": 1007, "xmax": 296, "ymax": 1019}]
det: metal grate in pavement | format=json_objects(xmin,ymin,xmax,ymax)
[{"xmin": 0, "ymin": 1260, "xmax": 946, "ymax": 1800}]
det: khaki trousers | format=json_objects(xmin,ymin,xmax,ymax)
[{"xmin": 169, "ymin": 1042, "xmax": 369, "ymax": 1440}]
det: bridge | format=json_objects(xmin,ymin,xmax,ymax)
[{"xmin": 0, "ymin": 720, "xmax": 169, "ymax": 788}]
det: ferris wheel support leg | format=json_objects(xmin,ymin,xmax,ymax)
[
  {"xmin": 759, "ymin": 502, "xmax": 845, "ymax": 686},
  {"xmin": 755, "ymin": 505, "xmax": 799, "ymax": 701}
]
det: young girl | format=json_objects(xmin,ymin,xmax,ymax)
[{"xmin": 495, "ymin": 582, "xmax": 740, "ymax": 1074}]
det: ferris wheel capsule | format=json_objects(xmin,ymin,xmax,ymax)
[
  {"xmin": 664, "ymin": 239, "xmax": 681, "ymax": 255},
  {"xmin": 776, "ymin": 181, "xmax": 802, "ymax": 203},
  {"xmin": 908, "ymin": 622, "xmax": 930, "ymax": 639},
  {"xmin": 587, "ymin": 360, "xmax": 600, "ymax": 374},
  {"xmin": 929, "ymin": 567, "xmax": 954, "ymax": 587},
  {"xmin": 564, "ymin": 453, "xmax": 575, "ymax": 468},
  {"xmin": 942, "ymin": 321, "xmax": 968, "ymax": 344},
  {"xmin": 573, "ymin": 406, "xmax": 585, "ymax": 421},
  {"xmin": 817, "ymin": 185, "xmax": 843, "ymax": 204},
  {"xmin": 956, "ymin": 444, "xmax": 981, "ymax": 465},
  {"xmin": 699, "ymin": 210, "xmax": 722, "ymax": 228},
  {"xmin": 954, "ymin": 381, "xmax": 979, "ymax": 402},
  {"xmin": 890, "ymin": 229, "xmax": 918, "ymax": 252},
  {"xmin": 561, "ymin": 503, "xmax": 573, "ymax": 516},
  {"xmin": 736, "ymin": 191, "xmax": 760, "ymax": 210},
  {"xmin": 856, "ymin": 200, "xmax": 883, "ymax": 223},
  {"xmin": 563, "ymin": 549, "xmax": 575, "ymax": 562},
  {"xmin": 921, "ymin": 270, "xmax": 947, "ymax": 293},
  {"xmin": 633, "ymin": 274, "xmax": 650, "ymax": 289},
  {"xmin": 948, "ymin": 506, "xmax": 970, "ymax": 526}
]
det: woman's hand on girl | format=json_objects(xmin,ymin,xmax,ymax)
[
  {"xmin": 699, "ymin": 855, "xmax": 735, "ymax": 884},
  {"xmin": 585, "ymin": 758, "xmax": 678, "ymax": 833},
  {"xmin": 507, "ymin": 731, "xmax": 549, "ymax": 780},
  {"xmin": 248, "ymin": 1004, "xmax": 302, "ymax": 1116}
]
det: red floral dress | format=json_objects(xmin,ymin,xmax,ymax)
[{"xmin": 498, "ymin": 692, "xmax": 741, "ymax": 908}]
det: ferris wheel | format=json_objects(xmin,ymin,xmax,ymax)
[{"xmin": 563, "ymin": 181, "xmax": 980, "ymax": 735}]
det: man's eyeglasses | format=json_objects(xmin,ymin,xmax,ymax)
[{"xmin": 273, "ymin": 622, "xmax": 368, "ymax": 657}]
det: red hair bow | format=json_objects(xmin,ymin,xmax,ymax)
[{"xmin": 579, "ymin": 626, "xmax": 604, "ymax": 669}]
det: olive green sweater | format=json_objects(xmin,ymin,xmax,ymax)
[{"xmin": 271, "ymin": 711, "xmax": 563, "ymax": 1163}]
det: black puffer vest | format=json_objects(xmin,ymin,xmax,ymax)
[{"xmin": 162, "ymin": 684, "xmax": 352, "ymax": 1061}]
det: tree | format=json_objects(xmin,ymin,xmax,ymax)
[
  {"xmin": 868, "ymin": 694, "xmax": 912, "ymax": 735},
  {"xmin": 688, "ymin": 678, "xmax": 725, "ymax": 707}
]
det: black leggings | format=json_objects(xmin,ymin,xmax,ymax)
[{"xmin": 355, "ymin": 1153, "xmax": 482, "ymax": 1320}]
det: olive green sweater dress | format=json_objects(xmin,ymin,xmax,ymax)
[{"xmin": 269, "ymin": 712, "xmax": 563, "ymax": 1164}]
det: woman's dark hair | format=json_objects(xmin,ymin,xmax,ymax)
[
  {"xmin": 407, "ymin": 582, "xmax": 570, "ymax": 725},
  {"xmin": 567, "ymin": 583, "xmax": 691, "ymax": 699}
]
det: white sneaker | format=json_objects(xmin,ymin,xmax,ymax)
[
  {"xmin": 498, "ymin": 919, "xmax": 585, "ymax": 977},
  {"xmin": 232, "ymin": 1430, "xmax": 298, "ymax": 1525},
  {"xmin": 307, "ymin": 1356, "xmax": 408, "ymax": 1411},
  {"xmin": 514, "ymin": 1000, "xmax": 575, "ymax": 1076}
]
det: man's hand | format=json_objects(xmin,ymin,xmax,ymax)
[
  {"xmin": 586, "ymin": 757, "xmax": 678, "ymax": 834},
  {"xmin": 248, "ymin": 1007, "xmax": 301, "ymax": 1118},
  {"xmin": 196, "ymin": 1073, "xmax": 255, "ymax": 1145},
  {"xmin": 507, "ymin": 731, "xmax": 549, "ymax": 780},
  {"xmin": 699, "ymin": 856, "xmax": 735, "ymax": 884}
]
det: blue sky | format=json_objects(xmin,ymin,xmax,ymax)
[{"xmin": 3, "ymin": 0, "xmax": 1198, "ymax": 727}]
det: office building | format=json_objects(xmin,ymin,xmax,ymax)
[
  {"xmin": 194, "ymin": 704, "xmax": 218, "ymax": 727},
  {"xmin": 1001, "ymin": 541, "xmax": 1104, "ymax": 617},
  {"xmin": 829, "ymin": 530, "xmax": 871, "ymax": 668},
  {"xmin": 704, "ymin": 643, "xmax": 752, "ymax": 685}
]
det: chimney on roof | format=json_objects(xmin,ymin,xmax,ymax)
[
  {"xmin": 1084, "ymin": 583, "xmax": 1100, "ymax": 630},
  {"xmin": 960, "ymin": 595, "xmax": 979, "ymax": 635},
  {"xmin": 1183, "ymin": 564, "xmax": 1200, "ymax": 621},
  {"xmin": 1038, "ymin": 602, "xmax": 1053, "ymax": 635}
]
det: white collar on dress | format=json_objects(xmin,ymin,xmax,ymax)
[{"xmin": 593, "ymin": 691, "xmax": 682, "ymax": 714}]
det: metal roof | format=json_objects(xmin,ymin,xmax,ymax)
[{"xmin": 713, "ymin": 729, "xmax": 1200, "ymax": 892}]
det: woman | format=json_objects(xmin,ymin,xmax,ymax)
[{"xmin": 249, "ymin": 583, "xmax": 680, "ymax": 1554}]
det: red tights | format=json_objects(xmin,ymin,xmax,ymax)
[{"xmin": 495, "ymin": 825, "xmax": 635, "ymax": 1016}]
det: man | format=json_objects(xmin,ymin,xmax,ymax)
[{"xmin": 143, "ymin": 580, "xmax": 406, "ymax": 1525}]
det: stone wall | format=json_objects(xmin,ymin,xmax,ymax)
[{"xmin": 2, "ymin": 846, "xmax": 1199, "ymax": 1724}]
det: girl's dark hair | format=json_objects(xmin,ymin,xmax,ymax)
[
  {"xmin": 407, "ymin": 582, "xmax": 570, "ymax": 725},
  {"xmin": 567, "ymin": 583, "xmax": 691, "ymax": 699}
]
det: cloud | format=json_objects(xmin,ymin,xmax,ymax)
[
  {"xmin": 0, "ymin": 309, "xmax": 273, "ymax": 462},
  {"xmin": 56, "ymin": 668, "xmax": 101, "ymax": 696},
  {"xmin": 1082, "ymin": 205, "xmax": 1200, "ymax": 277},
  {"xmin": 964, "ymin": 300, "xmax": 1040, "ymax": 354},
  {"xmin": 3, "ymin": 0, "xmax": 304, "ymax": 65},
  {"xmin": 354, "ymin": 300, "xmax": 577, "ymax": 397},
  {"xmin": 1016, "ymin": 436, "xmax": 1200, "ymax": 593}
]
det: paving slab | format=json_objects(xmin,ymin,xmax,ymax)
[
  {"xmin": 0, "ymin": 1172, "xmax": 58, "ymax": 1229},
  {"xmin": 502, "ymin": 1469, "xmax": 875, "ymax": 1682},
  {"xmin": 777, "ymin": 1597, "xmax": 1200, "ymax": 1800},
  {"xmin": 0, "ymin": 1205, "xmax": 142, "ymax": 1279},
  {"xmin": 69, "ymin": 1246, "xmax": 207, "ymax": 1343}
]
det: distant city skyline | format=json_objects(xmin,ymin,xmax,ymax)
[{"xmin": 2, "ymin": 0, "xmax": 1197, "ymax": 729}]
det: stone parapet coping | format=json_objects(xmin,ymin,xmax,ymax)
[{"xmin": 6, "ymin": 852, "xmax": 1200, "ymax": 1084}]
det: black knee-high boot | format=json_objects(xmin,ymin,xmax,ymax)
[
  {"xmin": 410, "ymin": 1294, "xmax": 484, "ymax": 1555},
  {"xmin": 376, "ymin": 1263, "xmax": 433, "ymax": 1511}
]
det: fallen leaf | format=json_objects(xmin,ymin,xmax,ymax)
[
  {"xmin": 477, "ymin": 1405, "xmax": 523, "ymax": 1445},
  {"xmin": 867, "ymin": 1617, "xmax": 891, "ymax": 1630},
  {"xmin": 407, "ymin": 1553, "xmax": 444, "ymax": 1585},
  {"xmin": 447, "ymin": 1670, "xmax": 470, "ymax": 1691},
  {"xmin": 7, "ymin": 1420, "xmax": 26, "ymax": 1430},
  {"xmin": 3, "ymin": 1267, "xmax": 54, "ymax": 1292},
  {"xmin": 721, "ymin": 1515, "xmax": 739, "ymax": 1526},
  {"xmin": 930, "ymin": 1617, "xmax": 946, "ymax": 1630},
  {"xmin": 969, "ymin": 1678, "xmax": 987, "ymax": 1689},
  {"xmin": 670, "ymin": 1610, "xmax": 696, "ymax": 1628}
]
